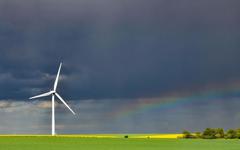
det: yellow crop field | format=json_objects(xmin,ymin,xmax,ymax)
[{"xmin": 0, "ymin": 134, "xmax": 183, "ymax": 138}]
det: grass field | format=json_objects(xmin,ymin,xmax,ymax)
[{"xmin": 0, "ymin": 135, "xmax": 240, "ymax": 150}]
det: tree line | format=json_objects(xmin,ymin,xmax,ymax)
[{"xmin": 182, "ymin": 128, "xmax": 240, "ymax": 139}]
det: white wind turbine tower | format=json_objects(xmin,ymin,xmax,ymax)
[{"xmin": 29, "ymin": 63, "xmax": 75, "ymax": 136}]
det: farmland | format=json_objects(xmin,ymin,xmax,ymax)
[{"xmin": 0, "ymin": 135, "xmax": 240, "ymax": 150}]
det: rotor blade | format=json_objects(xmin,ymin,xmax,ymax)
[
  {"xmin": 53, "ymin": 62, "xmax": 62, "ymax": 91},
  {"xmin": 29, "ymin": 91, "xmax": 53, "ymax": 99},
  {"xmin": 55, "ymin": 93, "xmax": 76, "ymax": 115}
]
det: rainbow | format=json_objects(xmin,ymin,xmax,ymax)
[{"xmin": 111, "ymin": 79, "xmax": 240, "ymax": 118}]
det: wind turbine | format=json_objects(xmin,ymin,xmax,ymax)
[{"xmin": 29, "ymin": 62, "xmax": 75, "ymax": 136}]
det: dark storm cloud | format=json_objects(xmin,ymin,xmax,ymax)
[
  {"xmin": 1, "ymin": 0, "xmax": 240, "ymax": 134},
  {"xmin": 0, "ymin": 0, "xmax": 240, "ymax": 100}
]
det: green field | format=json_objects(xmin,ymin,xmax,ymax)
[{"xmin": 0, "ymin": 137, "xmax": 240, "ymax": 150}]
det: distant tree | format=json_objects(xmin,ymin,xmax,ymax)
[
  {"xmin": 182, "ymin": 130, "xmax": 196, "ymax": 139},
  {"xmin": 124, "ymin": 135, "xmax": 129, "ymax": 138},
  {"xmin": 225, "ymin": 129, "xmax": 237, "ymax": 139},
  {"xmin": 202, "ymin": 128, "xmax": 216, "ymax": 139},
  {"xmin": 235, "ymin": 128, "xmax": 240, "ymax": 139},
  {"xmin": 182, "ymin": 130, "xmax": 191, "ymax": 138},
  {"xmin": 195, "ymin": 132, "xmax": 202, "ymax": 138},
  {"xmin": 215, "ymin": 128, "xmax": 224, "ymax": 138}
]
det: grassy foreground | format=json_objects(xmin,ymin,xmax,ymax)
[{"xmin": 0, "ymin": 136, "xmax": 240, "ymax": 150}]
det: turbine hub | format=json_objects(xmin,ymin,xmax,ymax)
[{"xmin": 51, "ymin": 90, "xmax": 56, "ymax": 94}]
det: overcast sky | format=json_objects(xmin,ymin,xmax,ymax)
[{"xmin": 0, "ymin": 0, "xmax": 240, "ymax": 134}]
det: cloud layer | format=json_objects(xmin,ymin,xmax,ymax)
[
  {"xmin": 1, "ymin": 97, "xmax": 240, "ymax": 134},
  {"xmin": 0, "ymin": 0, "xmax": 240, "ymax": 100}
]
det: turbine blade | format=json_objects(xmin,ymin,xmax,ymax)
[
  {"xmin": 53, "ymin": 63, "xmax": 62, "ymax": 91},
  {"xmin": 55, "ymin": 93, "xmax": 76, "ymax": 115},
  {"xmin": 29, "ymin": 91, "xmax": 53, "ymax": 99}
]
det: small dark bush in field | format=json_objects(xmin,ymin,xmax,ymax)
[
  {"xmin": 182, "ymin": 130, "xmax": 196, "ymax": 139},
  {"xmin": 195, "ymin": 132, "xmax": 201, "ymax": 138},
  {"xmin": 124, "ymin": 135, "xmax": 129, "ymax": 138}
]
